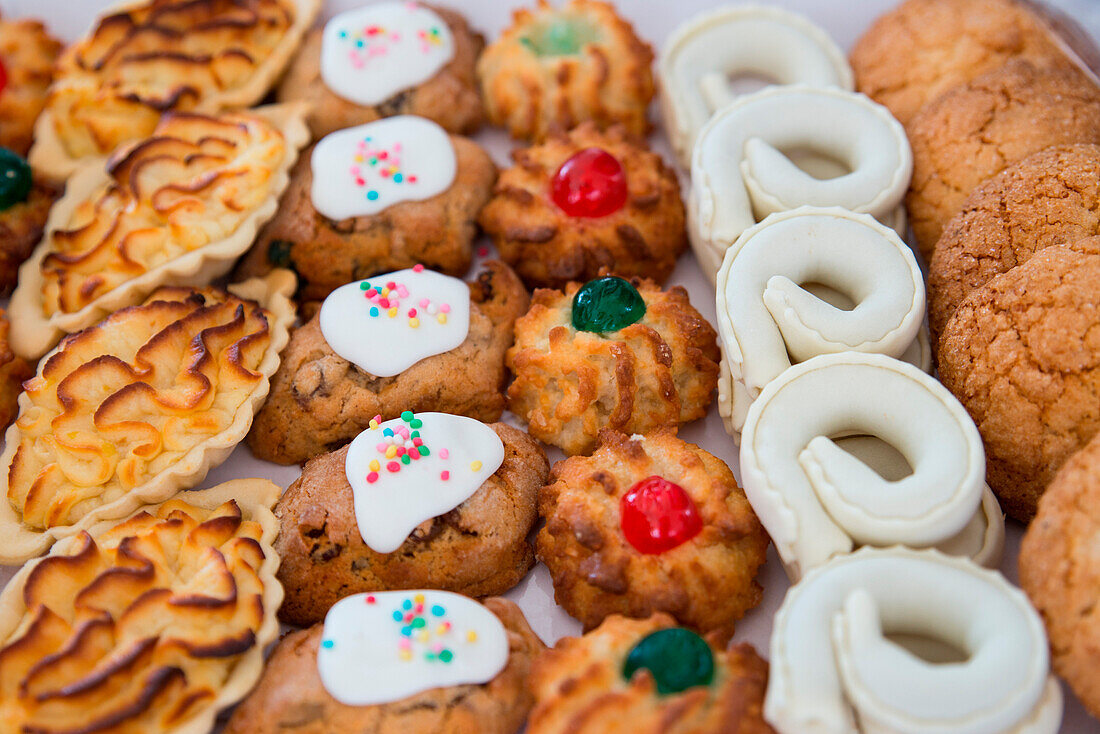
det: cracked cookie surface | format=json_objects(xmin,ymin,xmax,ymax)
[{"xmin": 937, "ymin": 240, "xmax": 1100, "ymax": 521}]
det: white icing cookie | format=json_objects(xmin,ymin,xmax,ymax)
[
  {"xmin": 714, "ymin": 208, "xmax": 925, "ymax": 441},
  {"xmin": 688, "ymin": 85, "xmax": 912, "ymax": 282},
  {"xmin": 311, "ymin": 116, "xmax": 457, "ymax": 220},
  {"xmin": 321, "ymin": 2, "xmax": 455, "ymax": 107},
  {"xmin": 344, "ymin": 411, "xmax": 505, "ymax": 553},
  {"xmin": 740, "ymin": 353, "xmax": 1001, "ymax": 581},
  {"xmin": 317, "ymin": 590, "xmax": 509, "ymax": 706},
  {"xmin": 658, "ymin": 4, "xmax": 853, "ymax": 166},
  {"xmin": 767, "ymin": 547, "xmax": 1063, "ymax": 734},
  {"xmin": 319, "ymin": 266, "xmax": 470, "ymax": 377}
]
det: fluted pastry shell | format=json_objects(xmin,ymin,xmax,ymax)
[
  {"xmin": 0, "ymin": 479, "xmax": 283, "ymax": 734},
  {"xmin": 10, "ymin": 104, "xmax": 309, "ymax": 361},
  {"xmin": 29, "ymin": 0, "xmax": 320, "ymax": 181},
  {"xmin": 0, "ymin": 269, "xmax": 296, "ymax": 564}
]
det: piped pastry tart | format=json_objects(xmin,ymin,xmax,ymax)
[
  {"xmin": 10, "ymin": 105, "xmax": 309, "ymax": 360},
  {"xmin": 0, "ymin": 479, "xmax": 283, "ymax": 734},
  {"xmin": 0, "ymin": 271, "xmax": 296, "ymax": 564},
  {"xmin": 29, "ymin": 0, "xmax": 320, "ymax": 181}
]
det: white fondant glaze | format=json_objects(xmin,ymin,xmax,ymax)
[
  {"xmin": 311, "ymin": 116, "xmax": 456, "ymax": 220},
  {"xmin": 714, "ymin": 208, "xmax": 925, "ymax": 441},
  {"xmin": 344, "ymin": 412, "xmax": 505, "ymax": 553},
  {"xmin": 319, "ymin": 267, "xmax": 470, "ymax": 377},
  {"xmin": 658, "ymin": 4, "xmax": 853, "ymax": 166},
  {"xmin": 317, "ymin": 590, "xmax": 509, "ymax": 706},
  {"xmin": 740, "ymin": 353, "xmax": 991, "ymax": 581},
  {"xmin": 767, "ymin": 547, "xmax": 1062, "ymax": 734},
  {"xmin": 688, "ymin": 85, "xmax": 912, "ymax": 282},
  {"xmin": 321, "ymin": 2, "xmax": 455, "ymax": 107}
]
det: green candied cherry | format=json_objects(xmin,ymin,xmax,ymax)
[
  {"xmin": 0, "ymin": 148, "xmax": 32, "ymax": 212},
  {"xmin": 622, "ymin": 627, "xmax": 715, "ymax": 695},
  {"xmin": 520, "ymin": 16, "xmax": 599, "ymax": 57},
  {"xmin": 571, "ymin": 276, "xmax": 646, "ymax": 333}
]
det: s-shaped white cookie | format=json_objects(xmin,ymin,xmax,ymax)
[
  {"xmin": 689, "ymin": 86, "xmax": 911, "ymax": 282},
  {"xmin": 767, "ymin": 547, "xmax": 1062, "ymax": 734},
  {"xmin": 740, "ymin": 352, "xmax": 1004, "ymax": 581}
]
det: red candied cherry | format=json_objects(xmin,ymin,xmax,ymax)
[
  {"xmin": 550, "ymin": 147, "xmax": 628, "ymax": 218},
  {"xmin": 620, "ymin": 475, "xmax": 703, "ymax": 554}
]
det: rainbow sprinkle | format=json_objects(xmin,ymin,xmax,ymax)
[
  {"xmin": 364, "ymin": 410, "xmax": 453, "ymax": 485},
  {"xmin": 391, "ymin": 593, "xmax": 477, "ymax": 663},
  {"xmin": 357, "ymin": 270, "xmax": 451, "ymax": 328},
  {"xmin": 349, "ymin": 135, "xmax": 420, "ymax": 203}
]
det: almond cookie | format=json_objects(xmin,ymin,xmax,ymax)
[
  {"xmin": 479, "ymin": 122, "xmax": 685, "ymax": 290},
  {"xmin": 528, "ymin": 613, "xmax": 774, "ymax": 734},
  {"xmin": 275, "ymin": 419, "xmax": 548, "ymax": 627},
  {"xmin": 851, "ymin": 0, "xmax": 1074, "ymax": 125},
  {"xmin": 276, "ymin": 3, "xmax": 484, "ymax": 139},
  {"xmin": 906, "ymin": 60, "xmax": 1100, "ymax": 258},
  {"xmin": 236, "ymin": 117, "xmax": 496, "ymax": 302},
  {"xmin": 0, "ymin": 14, "xmax": 61, "ymax": 156},
  {"xmin": 507, "ymin": 275, "xmax": 718, "ymax": 455},
  {"xmin": 0, "ymin": 148, "xmax": 58, "ymax": 295},
  {"xmin": 1020, "ymin": 431, "xmax": 1100, "ymax": 719},
  {"xmin": 249, "ymin": 262, "xmax": 528, "ymax": 465},
  {"xmin": 937, "ymin": 240, "xmax": 1100, "ymax": 521},
  {"xmin": 478, "ymin": 0, "xmax": 654, "ymax": 141},
  {"xmin": 225, "ymin": 594, "xmax": 545, "ymax": 734},
  {"xmin": 538, "ymin": 429, "xmax": 768, "ymax": 635},
  {"xmin": 929, "ymin": 144, "xmax": 1100, "ymax": 341}
]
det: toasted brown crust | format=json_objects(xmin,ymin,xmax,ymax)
[
  {"xmin": 0, "ymin": 179, "xmax": 59, "ymax": 296},
  {"xmin": 0, "ymin": 16, "xmax": 61, "ymax": 156},
  {"xmin": 236, "ymin": 135, "xmax": 496, "ymax": 302},
  {"xmin": 906, "ymin": 60, "xmax": 1100, "ymax": 258},
  {"xmin": 537, "ymin": 429, "xmax": 768, "ymax": 635},
  {"xmin": 275, "ymin": 4, "xmax": 485, "ymax": 138},
  {"xmin": 224, "ymin": 597, "xmax": 545, "ymax": 734},
  {"xmin": 528, "ymin": 613, "xmax": 775, "ymax": 734},
  {"xmin": 937, "ymin": 240, "xmax": 1100, "ymax": 521},
  {"xmin": 274, "ymin": 423, "xmax": 549, "ymax": 627},
  {"xmin": 248, "ymin": 261, "xmax": 529, "ymax": 465},
  {"xmin": 507, "ymin": 276, "xmax": 718, "ymax": 455},
  {"xmin": 479, "ymin": 122, "xmax": 686, "ymax": 290},
  {"xmin": 851, "ymin": 0, "xmax": 1073, "ymax": 125},
  {"xmin": 477, "ymin": 0, "xmax": 654, "ymax": 141},
  {"xmin": 928, "ymin": 144, "xmax": 1100, "ymax": 342},
  {"xmin": 1019, "ymin": 431, "xmax": 1100, "ymax": 719},
  {"xmin": 0, "ymin": 309, "xmax": 32, "ymax": 430}
]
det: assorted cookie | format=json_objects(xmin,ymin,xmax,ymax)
[
  {"xmin": 478, "ymin": 0, "xmax": 654, "ymax": 141},
  {"xmin": 225, "ymin": 592, "xmax": 545, "ymax": 734},
  {"xmin": 0, "ymin": 14, "xmax": 61, "ymax": 156},
  {"xmin": 276, "ymin": 2, "xmax": 485, "ymax": 139},
  {"xmin": 0, "ymin": 308, "xmax": 32, "ymax": 430},
  {"xmin": 275, "ymin": 414, "xmax": 548, "ymax": 627},
  {"xmin": 507, "ymin": 274, "xmax": 719, "ymax": 455},
  {"xmin": 0, "ymin": 148, "xmax": 58, "ymax": 296},
  {"xmin": 236, "ymin": 115, "xmax": 496, "ymax": 301},
  {"xmin": 249, "ymin": 262, "xmax": 528, "ymax": 464},
  {"xmin": 479, "ymin": 122, "xmax": 685, "ymax": 289}
]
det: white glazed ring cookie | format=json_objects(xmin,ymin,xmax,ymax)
[
  {"xmin": 658, "ymin": 4, "xmax": 853, "ymax": 167},
  {"xmin": 714, "ymin": 207, "xmax": 926, "ymax": 442},
  {"xmin": 767, "ymin": 547, "xmax": 1062, "ymax": 734},
  {"xmin": 688, "ymin": 85, "xmax": 911, "ymax": 281},
  {"xmin": 740, "ymin": 353, "xmax": 1003, "ymax": 581}
]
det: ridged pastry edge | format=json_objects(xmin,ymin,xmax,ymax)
[
  {"xmin": 27, "ymin": 0, "xmax": 321, "ymax": 182},
  {"xmin": 0, "ymin": 268, "xmax": 297, "ymax": 564},
  {"xmin": 10, "ymin": 102, "xmax": 311, "ymax": 361},
  {"xmin": 0, "ymin": 478, "xmax": 284, "ymax": 734}
]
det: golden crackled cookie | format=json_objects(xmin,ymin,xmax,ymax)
[
  {"xmin": 29, "ymin": 0, "xmax": 320, "ymax": 181},
  {"xmin": 507, "ymin": 276, "xmax": 719, "ymax": 455},
  {"xmin": 0, "ymin": 272, "xmax": 296, "ymax": 564},
  {"xmin": 479, "ymin": 122, "xmax": 687, "ymax": 290},
  {"xmin": 477, "ymin": 0, "xmax": 654, "ymax": 141},
  {"xmin": 0, "ymin": 14, "xmax": 61, "ymax": 156},
  {"xmin": 10, "ymin": 105, "xmax": 309, "ymax": 361},
  {"xmin": 0, "ymin": 479, "xmax": 282, "ymax": 734},
  {"xmin": 0, "ymin": 310, "xmax": 31, "ymax": 432},
  {"xmin": 528, "ymin": 613, "xmax": 775, "ymax": 734}
]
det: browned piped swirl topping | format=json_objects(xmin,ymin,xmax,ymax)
[
  {"xmin": 0, "ymin": 499, "xmax": 266, "ymax": 733},
  {"xmin": 41, "ymin": 110, "xmax": 286, "ymax": 316},
  {"xmin": 8, "ymin": 285, "xmax": 272, "ymax": 530},
  {"xmin": 48, "ymin": 0, "xmax": 295, "ymax": 159}
]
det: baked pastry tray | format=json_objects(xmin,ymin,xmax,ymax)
[{"xmin": 0, "ymin": 0, "xmax": 1094, "ymax": 730}]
